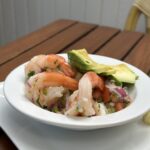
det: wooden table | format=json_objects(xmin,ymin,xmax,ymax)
[{"xmin": 0, "ymin": 19, "xmax": 150, "ymax": 149}]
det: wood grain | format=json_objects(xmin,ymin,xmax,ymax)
[
  {"xmin": 96, "ymin": 31, "xmax": 143, "ymax": 59},
  {"xmin": 62, "ymin": 26, "xmax": 120, "ymax": 53},
  {"xmin": 0, "ymin": 19, "xmax": 77, "ymax": 65},
  {"xmin": 0, "ymin": 22, "xmax": 96, "ymax": 81},
  {"xmin": 124, "ymin": 34, "xmax": 150, "ymax": 73}
]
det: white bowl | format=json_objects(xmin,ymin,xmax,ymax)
[{"xmin": 3, "ymin": 54, "xmax": 150, "ymax": 130}]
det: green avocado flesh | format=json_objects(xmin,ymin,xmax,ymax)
[{"xmin": 67, "ymin": 49, "xmax": 138, "ymax": 84}]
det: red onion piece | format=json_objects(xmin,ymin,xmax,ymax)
[{"xmin": 115, "ymin": 88, "xmax": 127, "ymax": 97}]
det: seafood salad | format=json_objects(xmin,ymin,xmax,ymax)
[{"xmin": 25, "ymin": 49, "xmax": 138, "ymax": 117}]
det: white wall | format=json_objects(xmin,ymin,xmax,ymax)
[{"xmin": 0, "ymin": 0, "xmax": 145, "ymax": 45}]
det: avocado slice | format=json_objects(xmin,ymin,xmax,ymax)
[
  {"xmin": 67, "ymin": 49, "xmax": 138, "ymax": 84},
  {"xmin": 112, "ymin": 64, "xmax": 138, "ymax": 84},
  {"xmin": 68, "ymin": 49, "xmax": 114, "ymax": 75}
]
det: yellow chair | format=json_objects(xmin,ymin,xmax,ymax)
[
  {"xmin": 125, "ymin": 0, "xmax": 150, "ymax": 125},
  {"xmin": 124, "ymin": 0, "xmax": 150, "ymax": 34}
]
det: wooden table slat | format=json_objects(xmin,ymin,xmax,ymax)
[
  {"xmin": 0, "ymin": 22, "xmax": 96, "ymax": 81},
  {"xmin": 39, "ymin": 22, "xmax": 97, "ymax": 54},
  {"xmin": 0, "ymin": 19, "xmax": 77, "ymax": 65},
  {"xmin": 62, "ymin": 26, "xmax": 120, "ymax": 53},
  {"xmin": 124, "ymin": 34, "xmax": 150, "ymax": 73},
  {"xmin": 96, "ymin": 31, "xmax": 143, "ymax": 59}
]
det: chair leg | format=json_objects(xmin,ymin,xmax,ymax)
[
  {"xmin": 124, "ymin": 6, "xmax": 141, "ymax": 31},
  {"xmin": 146, "ymin": 17, "xmax": 150, "ymax": 34}
]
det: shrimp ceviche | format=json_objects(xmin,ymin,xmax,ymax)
[{"xmin": 25, "ymin": 49, "xmax": 138, "ymax": 117}]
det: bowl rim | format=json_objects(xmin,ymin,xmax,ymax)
[{"xmin": 3, "ymin": 54, "xmax": 150, "ymax": 130}]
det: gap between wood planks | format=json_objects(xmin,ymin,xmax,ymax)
[
  {"xmin": 95, "ymin": 31, "xmax": 144, "ymax": 60},
  {"xmin": 0, "ymin": 19, "xmax": 77, "ymax": 66},
  {"xmin": 124, "ymin": 34, "xmax": 150, "ymax": 74},
  {"xmin": 62, "ymin": 26, "xmax": 120, "ymax": 54},
  {"xmin": 0, "ymin": 22, "xmax": 96, "ymax": 80}
]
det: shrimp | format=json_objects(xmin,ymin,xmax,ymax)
[
  {"xmin": 25, "ymin": 72, "xmax": 78, "ymax": 108},
  {"xmin": 25, "ymin": 54, "xmax": 76, "ymax": 78},
  {"xmin": 65, "ymin": 72, "xmax": 105, "ymax": 116}
]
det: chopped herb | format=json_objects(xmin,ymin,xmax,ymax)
[
  {"xmin": 106, "ymin": 103, "xmax": 116, "ymax": 114},
  {"xmin": 76, "ymin": 104, "xmax": 82, "ymax": 112},
  {"xmin": 57, "ymin": 96, "xmax": 66, "ymax": 110},
  {"xmin": 42, "ymin": 88, "xmax": 47, "ymax": 95},
  {"xmin": 61, "ymin": 96, "xmax": 66, "ymax": 107},
  {"xmin": 115, "ymin": 81, "xmax": 123, "ymax": 87},
  {"xmin": 52, "ymin": 106, "xmax": 58, "ymax": 113},
  {"xmin": 36, "ymin": 97, "xmax": 42, "ymax": 107},
  {"xmin": 27, "ymin": 71, "xmax": 35, "ymax": 78},
  {"xmin": 76, "ymin": 105, "xmax": 79, "ymax": 112},
  {"xmin": 107, "ymin": 106, "xmax": 116, "ymax": 114},
  {"xmin": 97, "ymin": 97, "xmax": 103, "ymax": 103},
  {"xmin": 124, "ymin": 101, "xmax": 130, "ymax": 107}
]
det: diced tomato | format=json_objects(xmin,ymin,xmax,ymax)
[
  {"xmin": 115, "ymin": 102, "xmax": 124, "ymax": 111},
  {"xmin": 102, "ymin": 86, "xmax": 110, "ymax": 103}
]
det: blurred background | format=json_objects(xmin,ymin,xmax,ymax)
[{"xmin": 0, "ymin": 0, "xmax": 145, "ymax": 46}]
